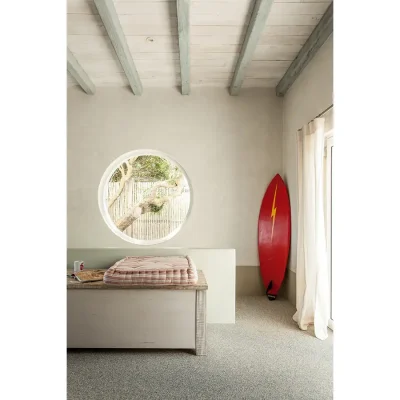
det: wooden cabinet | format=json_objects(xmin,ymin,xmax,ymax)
[{"xmin": 67, "ymin": 270, "xmax": 207, "ymax": 355}]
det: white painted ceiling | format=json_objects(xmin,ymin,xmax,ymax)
[{"xmin": 67, "ymin": 0, "xmax": 332, "ymax": 90}]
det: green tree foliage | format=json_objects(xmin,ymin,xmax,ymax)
[{"xmin": 110, "ymin": 155, "xmax": 181, "ymax": 183}]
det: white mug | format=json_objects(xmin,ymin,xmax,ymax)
[{"xmin": 73, "ymin": 261, "xmax": 84, "ymax": 273}]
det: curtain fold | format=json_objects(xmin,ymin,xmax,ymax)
[{"xmin": 293, "ymin": 118, "xmax": 330, "ymax": 340}]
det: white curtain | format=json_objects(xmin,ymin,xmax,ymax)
[{"xmin": 293, "ymin": 118, "xmax": 330, "ymax": 340}]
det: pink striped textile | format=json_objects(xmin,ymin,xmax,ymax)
[{"xmin": 103, "ymin": 255, "xmax": 198, "ymax": 285}]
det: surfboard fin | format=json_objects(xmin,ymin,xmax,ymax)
[{"xmin": 266, "ymin": 281, "xmax": 277, "ymax": 301}]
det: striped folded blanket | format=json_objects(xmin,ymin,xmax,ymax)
[{"xmin": 103, "ymin": 255, "xmax": 198, "ymax": 285}]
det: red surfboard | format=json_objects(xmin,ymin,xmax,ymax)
[{"xmin": 258, "ymin": 174, "xmax": 291, "ymax": 300}]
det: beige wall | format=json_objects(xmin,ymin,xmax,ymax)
[
  {"xmin": 68, "ymin": 87, "xmax": 283, "ymax": 268},
  {"xmin": 282, "ymin": 35, "xmax": 333, "ymax": 304}
]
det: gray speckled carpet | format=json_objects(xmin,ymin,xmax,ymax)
[{"xmin": 67, "ymin": 296, "xmax": 332, "ymax": 400}]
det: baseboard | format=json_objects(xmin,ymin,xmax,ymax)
[
  {"xmin": 281, "ymin": 268, "xmax": 296, "ymax": 306},
  {"xmin": 236, "ymin": 266, "xmax": 265, "ymax": 296},
  {"xmin": 235, "ymin": 266, "xmax": 296, "ymax": 302}
]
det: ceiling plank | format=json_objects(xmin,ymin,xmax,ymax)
[
  {"xmin": 176, "ymin": 0, "xmax": 190, "ymax": 95},
  {"xmin": 275, "ymin": 2, "xmax": 333, "ymax": 97},
  {"xmin": 67, "ymin": 48, "xmax": 96, "ymax": 95},
  {"xmin": 93, "ymin": 0, "xmax": 143, "ymax": 95},
  {"xmin": 229, "ymin": 0, "xmax": 274, "ymax": 96}
]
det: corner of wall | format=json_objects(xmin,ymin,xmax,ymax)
[
  {"xmin": 280, "ymin": 34, "xmax": 334, "ymax": 307},
  {"xmin": 280, "ymin": 96, "xmax": 286, "ymax": 178}
]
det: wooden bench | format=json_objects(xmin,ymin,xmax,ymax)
[{"xmin": 67, "ymin": 270, "xmax": 207, "ymax": 355}]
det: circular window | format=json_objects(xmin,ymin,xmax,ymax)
[{"xmin": 98, "ymin": 149, "xmax": 192, "ymax": 245}]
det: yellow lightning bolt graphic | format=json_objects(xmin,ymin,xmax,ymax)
[{"xmin": 271, "ymin": 184, "xmax": 278, "ymax": 241}]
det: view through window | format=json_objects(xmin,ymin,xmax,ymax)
[{"xmin": 99, "ymin": 150, "xmax": 191, "ymax": 245}]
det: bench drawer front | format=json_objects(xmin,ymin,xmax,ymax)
[{"xmin": 67, "ymin": 289, "xmax": 196, "ymax": 348}]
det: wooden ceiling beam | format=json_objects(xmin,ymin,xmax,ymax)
[
  {"xmin": 93, "ymin": 0, "xmax": 143, "ymax": 95},
  {"xmin": 276, "ymin": 2, "xmax": 333, "ymax": 97},
  {"xmin": 176, "ymin": 0, "xmax": 191, "ymax": 95},
  {"xmin": 67, "ymin": 48, "xmax": 96, "ymax": 95},
  {"xmin": 229, "ymin": 0, "xmax": 274, "ymax": 96}
]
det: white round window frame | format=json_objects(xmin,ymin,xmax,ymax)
[{"xmin": 98, "ymin": 149, "xmax": 193, "ymax": 246}]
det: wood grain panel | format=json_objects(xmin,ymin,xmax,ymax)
[
  {"xmin": 190, "ymin": 1, "xmax": 328, "ymax": 16},
  {"xmin": 258, "ymin": 35, "xmax": 308, "ymax": 45},
  {"xmin": 86, "ymin": 72, "xmax": 129, "ymax": 85},
  {"xmin": 66, "ymin": 0, "xmax": 333, "ymax": 88},
  {"xmin": 67, "ymin": 0, "xmax": 263, "ymax": 16},
  {"xmin": 196, "ymin": 57, "xmax": 290, "ymax": 69},
  {"xmin": 68, "ymin": 14, "xmax": 106, "ymax": 35},
  {"xmin": 189, "ymin": 77, "xmax": 279, "ymax": 88},
  {"xmin": 191, "ymin": 13, "xmax": 251, "ymax": 26},
  {"xmin": 88, "ymin": 70, "xmax": 180, "ymax": 86},
  {"xmin": 191, "ymin": 35, "xmax": 245, "ymax": 45},
  {"xmin": 116, "ymin": 1, "xmax": 177, "ymax": 16},
  {"xmin": 195, "ymin": 290, "xmax": 207, "ymax": 355},
  {"xmin": 126, "ymin": 35, "xmax": 179, "ymax": 52},
  {"xmin": 67, "ymin": 0, "xmax": 98, "ymax": 14},
  {"xmin": 68, "ymin": 14, "xmax": 179, "ymax": 36},
  {"xmin": 192, "ymin": 64, "xmax": 287, "ymax": 79},
  {"xmin": 68, "ymin": 77, "xmax": 280, "ymax": 88},
  {"xmin": 68, "ymin": 35, "xmax": 118, "ymax": 58},
  {"xmin": 68, "ymin": 57, "xmax": 123, "ymax": 73},
  {"xmin": 191, "ymin": 56, "xmax": 238, "ymax": 67},
  {"xmin": 266, "ymin": 14, "xmax": 322, "ymax": 26},
  {"xmin": 276, "ymin": 1, "xmax": 333, "ymax": 96},
  {"xmin": 110, "ymin": 0, "xmax": 335, "ymax": 19},
  {"xmin": 191, "ymin": 66, "xmax": 235, "ymax": 74},
  {"xmin": 120, "ymin": 15, "xmax": 179, "ymax": 35},
  {"xmin": 132, "ymin": 53, "xmax": 180, "ymax": 60},
  {"xmin": 75, "ymin": 58, "xmax": 181, "ymax": 73},
  {"xmin": 68, "ymin": 35, "xmax": 179, "ymax": 57},
  {"xmin": 83, "ymin": 78, "xmax": 181, "ymax": 87},
  {"xmin": 191, "ymin": 78, "xmax": 231, "ymax": 87},
  {"xmin": 270, "ymin": 2, "xmax": 330, "ymax": 15},
  {"xmin": 262, "ymin": 25, "xmax": 315, "ymax": 36},
  {"xmin": 68, "ymin": 0, "xmax": 178, "ymax": 15},
  {"xmin": 191, "ymin": 26, "xmax": 245, "ymax": 36},
  {"xmin": 68, "ymin": 20, "xmax": 316, "ymax": 38},
  {"xmin": 191, "ymin": 44, "xmax": 242, "ymax": 53},
  {"xmin": 274, "ymin": 0, "xmax": 330, "ymax": 3},
  {"xmin": 140, "ymin": 78, "xmax": 181, "ymax": 87},
  {"xmin": 191, "ymin": 52, "xmax": 238, "ymax": 59},
  {"xmin": 192, "ymin": 1, "xmax": 252, "ymax": 15},
  {"xmin": 192, "ymin": 71, "xmax": 233, "ymax": 80},
  {"xmin": 75, "ymin": 61, "xmax": 180, "ymax": 76},
  {"xmin": 191, "ymin": 25, "xmax": 314, "ymax": 36},
  {"xmin": 242, "ymin": 77, "xmax": 279, "ymax": 87},
  {"xmin": 138, "ymin": 68, "xmax": 178, "ymax": 79},
  {"xmin": 192, "ymin": 33, "xmax": 308, "ymax": 47}
]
